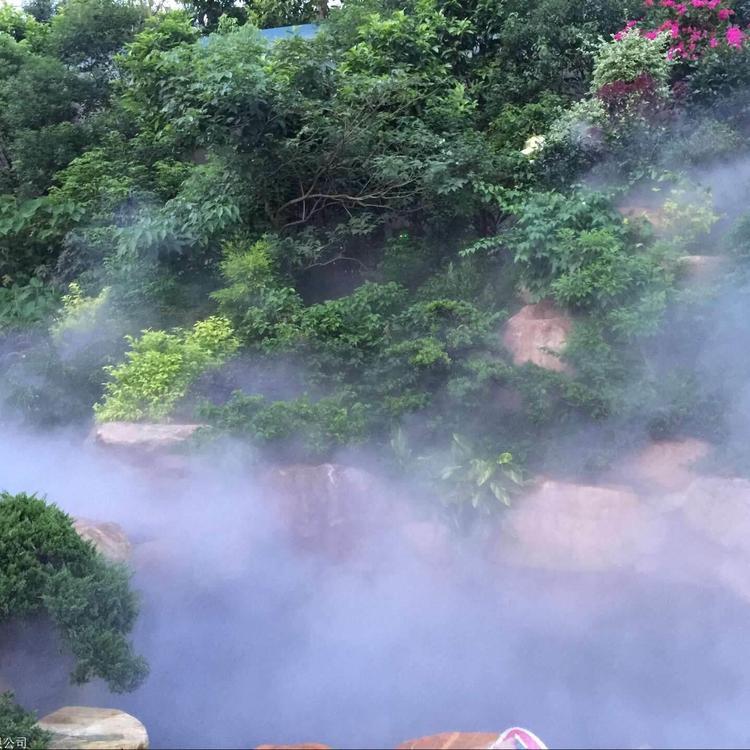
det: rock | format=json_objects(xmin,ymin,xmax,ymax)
[
  {"xmin": 500, "ymin": 480, "xmax": 659, "ymax": 572},
  {"xmin": 502, "ymin": 302, "xmax": 572, "ymax": 373},
  {"xmin": 262, "ymin": 464, "xmax": 386, "ymax": 560},
  {"xmin": 677, "ymin": 255, "xmax": 726, "ymax": 284},
  {"xmin": 37, "ymin": 707, "xmax": 149, "ymax": 750},
  {"xmin": 618, "ymin": 205, "xmax": 668, "ymax": 231},
  {"xmin": 676, "ymin": 477, "xmax": 750, "ymax": 552},
  {"xmin": 93, "ymin": 422, "xmax": 201, "ymax": 453},
  {"xmin": 396, "ymin": 732, "xmax": 501, "ymax": 749},
  {"xmin": 400, "ymin": 520, "xmax": 452, "ymax": 565},
  {"xmin": 611, "ymin": 438, "xmax": 713, "ymax": 494},
  {"xmin": 73, "ymin": 518, "xmax": 131, "ymax": 563}
]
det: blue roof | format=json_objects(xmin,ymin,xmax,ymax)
[
  {"xmin": 259, "ymin": 23, "xmax": 320, "ymax": 41},
  {"xmin": 198, "ymin": 23, "xmax": 320, "ymax": 47}
]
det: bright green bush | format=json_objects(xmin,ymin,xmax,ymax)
[
  {"xmin": 0, "ymin": 492, "xmax": 148, "ymax": 693},
  {"xmin": 94, "ymin": 315, "xmax": 239, "ymax": 422}
]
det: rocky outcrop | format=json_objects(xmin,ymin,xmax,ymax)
[
  {"xmin": 73, "ymin": 518, "xmax": 131, "ymax": 563},
  {"xmin": 500, "ymin": 479, "xmax": 659, "ymax": 572},
  {"xmin": 93, "ymin": 422, "xmax": 201, "ymax": 453},
  {"xmin": 610, "ymin": 438, "xmax": 713, "ymax": 494},
  {"xmin": 37, "ymin": 707, "xmax": 149, "ymax": 750},
  {"xmin": 502, "ymin": 302, "xmax": 572, "ymax": 373},
  {"xmin": 397, "ymin": 732, "xmax": 506, "ymax": 749},
  {"xmin": 262, "ymin": 464, "xmax": 386, "ymax": 560}
]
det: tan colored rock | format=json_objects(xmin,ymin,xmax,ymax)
[
  {"xmin": 37, "ymin": 707, "xmax": 149, "ymax": 750},
  {"xmin": 612, "ymin": 438, "xmax": 713, "ymax": 494},
  {"xmin": 396, "ymin": 732, "xmax": 502, "ymax": 749},
  {"xmin": 262, "ymin": 464, "xmax": 386, "ymax": 560},
  {"xmin": 501, "ymin": 480, "xmax": 658, "ymax": 572},
  {"xmin": 73, "ymin": 518, "xmax": 131, "ymax": 563},
  {"xmin": 93, "ymin": 422, "xmax": 201, "ymax": 452},
  {"xmin": 677, "ymin": 255, "xmax": 726, "ymax": 284},
  {"xmin": 502, "ymin": 302, "xmax": 572, "ymax": 373}
]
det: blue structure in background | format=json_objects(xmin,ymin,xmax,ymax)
[
  {"xmin": 259, "ymin": 23, "xmax": 320, "ymax": 41},
  {"xmin": 198, "ymin": 23, "xmax": 320, "ymax": 47}
]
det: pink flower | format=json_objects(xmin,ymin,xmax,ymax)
[
  {"xmin": 626, "ymin": 19, "xmax": 638, "ymax": 27},
  {"xmin": 709, "ymin": 35, "xmax": 719, "ymax": 46},
  {"xmin": 691, "ymin": 0, "xmax": 705, "ymax": 6},
  {"xmin": 707, "ymin": 0, "xmax": 720, "ymax": 7},
  {"xmin": 661, "ymin": 0, "xmax": 674, "ymax": 6},
  {"xmin": 675, "ymin": 2, "xmax": 687, "ymax": 12},
  {"xmin": 718, "ymin": 8, "xmax": 733, "ymax": 19},
  {"xmin": 726, "ymin": 25, "xmax": 744, "ymax": 47},
  {"xmin": 644, "ymin": 29, "xmax": 659, "ymax": 38},
  {"xmin": 644, "ymin": 0, "xmax": 654, "ymax": 5}
]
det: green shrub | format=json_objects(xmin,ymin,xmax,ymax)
[
  {"xmin": 0, "ymin": 692, "xmax": 51, "ymax": 749},
  {"xmin": 0, "ymin": 492, "xmax": 148, "ymax": 693},
  {"xmin": 0, "ymin": 277, "xmax": 59, "ymax": 332},
  {"xmin": 94, "ymin": 315, "xmax": 239, "ymax": 422},
  {"xmin": 199, "ymin": 391, "xmax": 368, "ymax": 459},
  {"xmin": 591, "ymin": 28, "xmax": 671, "ymax": 91}
]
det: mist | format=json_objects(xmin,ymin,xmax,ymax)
[{"xmin": 3, "ymin": 393, "xmax": 750, "ymax": 750}]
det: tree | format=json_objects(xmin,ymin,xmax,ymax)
[{"xmin": 0, "ymin": 492, "xmax": 148, "ymax": 693}]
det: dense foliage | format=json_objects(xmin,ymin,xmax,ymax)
[
  {"xmin": 0, "ymin": 692, "xmax": 51, "ymax": 749},
  {"xmin": 1, "ymin": 0, "xmax": 750, "ymax": 500},
  {"xmin": 0, "ymin": 492, "xmax": 148, "ymax": 693}
]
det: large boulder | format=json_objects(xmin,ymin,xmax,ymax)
[
  {"xmin": 261, "ymin": 464, "xmax": 386, "ymax": 560},
  {"xmin": 499, "ymin": 480, "xmax": 658, "ymax": 572},
  {"xmin": 502, "ymin": 302, "xmax": 572, "ymax": 373},
  {"xmin": 73, "ymin": 518, "xmax": 131, "ymax": 563},
  {"xmin": 609, "ymin": 438, "xmax": 713, "ymax": 494},
  {"xmin": 92, "ymin": 422, "xmax": 201, "ymax": 453},
  {"xmin": 397, "ymin": 732, "xmax": 504, "ymax": 749},
  {"xmin": 37, "ymin": 707, "xmax": 149, "ymax": 750}
]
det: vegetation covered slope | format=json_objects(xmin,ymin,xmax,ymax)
[{"xmin": 1, "ymin": 0, "xmax": 750, "ymax": 513}]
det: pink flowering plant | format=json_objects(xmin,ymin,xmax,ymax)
[{"xmin": 615, "ymin": 0, "xmax": 748, "ymax": 60}]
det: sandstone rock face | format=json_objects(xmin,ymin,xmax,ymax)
[
  {"xmin": 612, "ymin": 438, "xmax": 713, "ymax": 494},
  {"xmin": 37, "ymin": 707, "xmax": 149, "ymax": 750},
  {"xmin": 262, "ymin": 464, "xmax": 385, "ymax": 560},
  {"xmin": 93, "ymin": 422, "xmax": 201, "ymax": 453},
  {"xmin": 501, "ymin": 480, "xmax": 658, "ymax": 572},
  {"xmin": 396, "ymin": 732, "xmax": 501, "ymax": 749},
  {"xmin": 73, "ymin": 518, "xmax": 131, "ymax": 563},
  {"xmin": 502, "ymin": 302, "xmax": 572, "ymax": 373}
]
